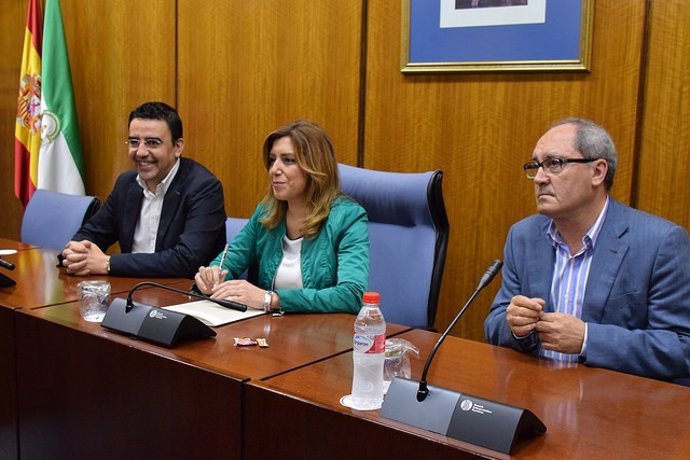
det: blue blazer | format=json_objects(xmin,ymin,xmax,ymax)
[
  {"xmin": 72, "ymin": 157, "xmax": 226, "ymax": 278},
  {"xmin": 485, "ymin": 199, "xmax": 690, "ymax": 383}
]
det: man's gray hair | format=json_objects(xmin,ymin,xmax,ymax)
[{"xmin": 551, "ymin": 117, "xmax": 618, "ymax": 189}]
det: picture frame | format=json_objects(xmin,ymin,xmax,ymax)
[{"xmin": 401, "ymin": 0, "xmax": 594, "ymax": 73}]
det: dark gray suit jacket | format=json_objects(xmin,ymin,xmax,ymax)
[
  {"xmin": 71, "ymin": 157, "xmax": 226, "ymax": 278},
  {"xmin": 485, "ymin": 199, "xmax": 690, "ymax": 383}
]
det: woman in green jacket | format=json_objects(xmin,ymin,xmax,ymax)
[{"xmin": 194, "ymin": 120, "xmax": 369, "ymax": 314}]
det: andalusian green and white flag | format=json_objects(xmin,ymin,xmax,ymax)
[{"xmin": 37, "ymin": 0, "xmax": 84, "ymax": 194}]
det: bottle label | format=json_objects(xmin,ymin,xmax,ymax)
[{"xmin": 353, "ymin": 333, "xmax": 385, "ymax": 354}]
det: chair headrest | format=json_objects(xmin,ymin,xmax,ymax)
[
  {"xmin": 338, "ymin": 164, "xmax": 437, "ymax": 227},
  {"xmin": 21, "ymin": 189, "xmax": 100, "ymax": 250}
]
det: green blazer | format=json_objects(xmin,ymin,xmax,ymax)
[{"xmin": 212, "ymin": 196, "xmax": 369, "ymax": 314}]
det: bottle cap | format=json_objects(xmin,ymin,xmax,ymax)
[{"xmin": 362, "ymin": 291, "xmax": 380, "ymax": 304}]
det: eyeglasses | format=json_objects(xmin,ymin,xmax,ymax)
[
  {"xmin": 523, "ymin": 157, "xmax": 595, "ymax": 179},
  {"xmin": 125, "ymin": 138, "xmax": 164, "ymax": 150}
]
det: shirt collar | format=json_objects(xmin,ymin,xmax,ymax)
[{"xmin": 547, "ymin": 196, "xmax": 610, "ymax": 250}]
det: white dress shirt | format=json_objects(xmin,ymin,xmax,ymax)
[{"xmin": 132, "ymin": 159, "xmax": 180, "ymax": 253}]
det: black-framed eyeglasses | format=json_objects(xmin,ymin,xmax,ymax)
[
  {"xmin": 125, "ymin": 137, "xmax": 164, "ymax": 150},
  {"xmin": 523, "ymin": 157, "xmax": 595, "ymax": 179}
]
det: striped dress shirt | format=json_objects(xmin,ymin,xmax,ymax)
[{"xmin": 541, "ymin": 198, "xmax": 609, "ymax": 362}]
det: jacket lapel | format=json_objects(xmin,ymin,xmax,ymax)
[
  {"xmin": 527, "ymin": 218, "xmax": 556, "ymax": 305},
  {"xmin": 582, "ymin": 200, "xmax": 629, "ymax": 323},
  {"xmin": 121, "ymin": 181, "xmax": 144, "ymax": 253},
  {"xmin": 157, "ymin": 159, "xmax": 187, "ymax": 250}
]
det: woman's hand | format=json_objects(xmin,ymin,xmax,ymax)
[
  {"xmin": 194, "ymin": 266, "xmax": 227, "ymax": 295},
  {"xmin": 211, "ymin": 279, "xmax": 267, "ymax": 310}
]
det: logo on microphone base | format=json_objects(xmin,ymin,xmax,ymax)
[
  {"xmin": 460, "ymin": 398, "xmax": 494, "ymax": 415},
  {"xmin": 149, "ymin": 310, "xmax": 167, "ymax": 320}
]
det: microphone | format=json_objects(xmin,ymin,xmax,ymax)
[
  {"xmin": 0, "ymin": 256, "xmax": 16, "ymax": 271},
  {"xmin": 125, "ymin": 281, "xmax": 247, "ymax": 313},
  {"xmin": 380, "ymin": 259, "xmax": 546, "ymax": 454},
  {"xmin": 416, "ymin": 259, "xmax": 502, "ymax": 402},
  {"xmin": 102, "ymin": 280, "xmax": 248, "ymax": 348}
]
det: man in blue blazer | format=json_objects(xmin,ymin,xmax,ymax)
[
  {"xmin": 485, "ymin": 117, "xmax": 690, "ymax": 383},
  {"xmin": 61, "ymin": 102, "xmax": 226, "ymax": 278}
]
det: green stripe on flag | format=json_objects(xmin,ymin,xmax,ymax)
[{"xmin": 42, "ymin": 0, "xmax": 84, "ymax": 183}]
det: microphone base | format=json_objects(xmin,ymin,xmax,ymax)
[
  {"xmin": 101, "ymin": 298, "xmax": 216, "ymax": 348},
  {"xmin": 0, "ymin": 272, "xmax": 16, "ymax": 287},
  {"xmin": 380, "ymin": 377, "xmax": 546, "ymax": 454}
]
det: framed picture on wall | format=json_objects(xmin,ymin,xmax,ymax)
[{"xmin": 401, "ymin": 0, "xmax": 593, "ymax": 73}]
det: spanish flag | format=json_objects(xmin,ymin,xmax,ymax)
[
  {"xmin": 14, "ymin": 0, "xmax": 42, "ymax": 207},
  {"xmin": 14, "ymin": 0, "xmax": 85, "ymax": 207}
]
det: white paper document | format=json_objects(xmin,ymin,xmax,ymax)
[{"xmin": 164, "ymin": 300, "xmax": 264, "ymax": 327}]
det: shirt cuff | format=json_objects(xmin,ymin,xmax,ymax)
[
  {"xmin": 579, "ymin": 322, "xmax": 588, "ymax": 357},
  {"xmin": 511, "ymin": 330, "xmax": 538, "ymax": 351},
  {"xmin": 512, "ymin": 330, "xmax": 533, "ymax": 340}
]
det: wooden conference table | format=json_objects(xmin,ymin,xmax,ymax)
[
  {"xmin": 3, "ymin": 246, "xmax": 690, "ymax": 459},
  {"xmin": 0, "ymin": 237, "xmax": 35, "ymax": 252},
  {"xmin": 247, "ymin": 328, "xmax": 690, "ymax": 459},
  {"xmin": 12, "ymin": 286, "xmax": 410, "ymax": 459},
  {"xmin": 0, "ymin": 246, "xmax": 191, "ymax": 460}
]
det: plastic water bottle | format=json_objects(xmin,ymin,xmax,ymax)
[{"xmin": 350, "ymin": 291, "xmax": 386, "ymax": 410}]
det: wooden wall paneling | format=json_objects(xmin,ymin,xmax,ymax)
[
  {"xmin": 0, "ymin": 0, "xmax": 176, "ymax": 241},
  {"xmin": 364, "ymin": 1, "xmax": 647, "ymax": 341},
  {"xmin": 61, "ymin": 0, "xmax": 177, "ymax": 208},
  {"xmin": 0, "ymin": 1, "xmax": 30, "ymax": 240},
  {"xmin": 177, "ymin": 0, "xmax": 363, "ymax": 218},
  {"xmin": 637, "ymin": 0, "xmax": 690, "ymax": 231}
]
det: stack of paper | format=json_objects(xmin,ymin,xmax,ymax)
[{"xmin": 164, "ymin": 300, "xmax": 264, "ymax": 327}]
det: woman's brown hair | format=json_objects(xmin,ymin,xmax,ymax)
[{"xmin": 260, "ymin": 120, "xmax": 340, "ymax": 237}]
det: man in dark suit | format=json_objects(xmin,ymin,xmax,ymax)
[
  {"xmin": 485, "ymin": 117, "xmax": 690, "ymax": 383},
  {"xmin": 61, "ymin": 102, "xmax": 226, "ymax": 278}
]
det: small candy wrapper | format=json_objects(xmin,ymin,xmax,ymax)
[
  {"xmin": 256, "ymin": 338, "xmax": 269, "ymax": 348},
  {"xmin": 234, "ymin": 337, "xmax": 257, "ymax": 347}
]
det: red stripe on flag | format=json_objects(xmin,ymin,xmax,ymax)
[
  {"xmin": 27, "ymin": 0, "xmax": 43, "ymax": 54},
  {"xmin": 14, "ymin": 139, "xmax": 35, "ymax": 207}
]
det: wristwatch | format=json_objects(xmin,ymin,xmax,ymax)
[{"xmin": 263, "ymin": 290, "xmax": 275, "ymax": 312}]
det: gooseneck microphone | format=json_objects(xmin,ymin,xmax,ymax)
[
  {"xmin": 0, "ymin": 256, "xmax": 16, "ymax": 271},
  {"xmin": 381, "ymin": 259, "xmax": 545, "ymax": 454},
  {"xmin": 416, "ymin": 259, "xmax": 503, "ymax": 402},
  {"xmin": 125, "ymin": 281, "xmax": 247, "ymax": 313},
  {"xmin": 102, "ymin": 281, "xmax": 248, "ymax": 347}
]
